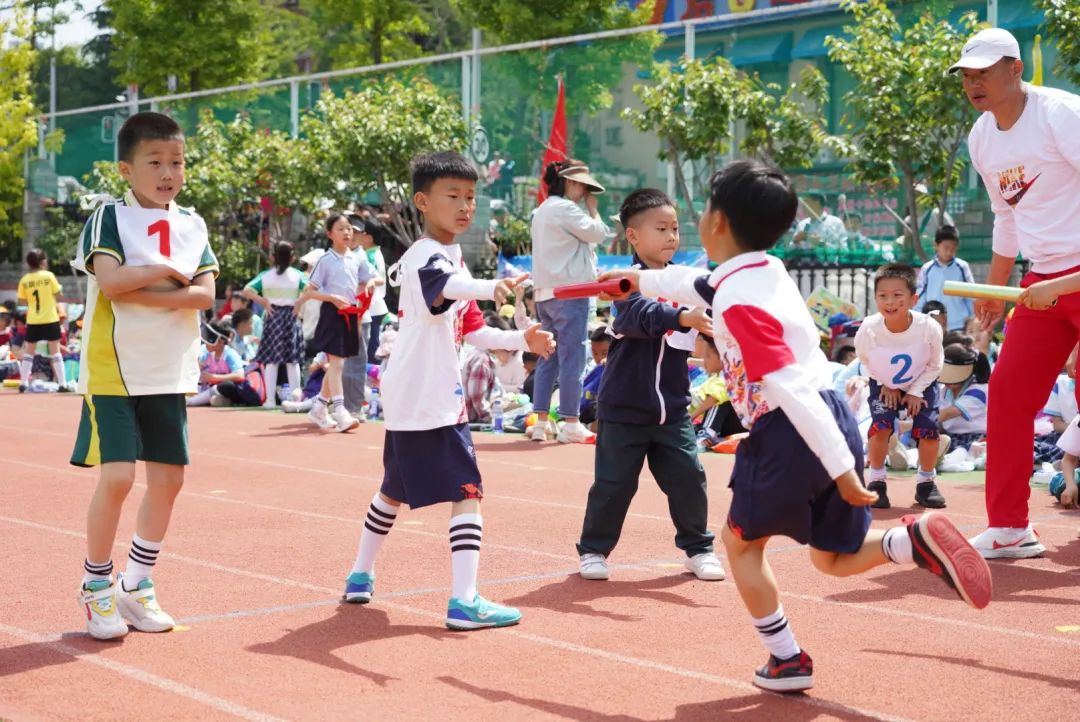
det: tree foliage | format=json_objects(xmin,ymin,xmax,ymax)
[
  {"xmin": 623, "ymin": 56, "xmax": 844, "ymax": 222},
  {"xmin": 827, "ymin": 0, "xmax": 978, "ymax": 260},
  {"xmin": 0, "ymin": 7, "xmax": 39, "ymax": 246},
  {"xmin": 302, "ymin": 78, "xmax": 467, "ymax": 247},
  {"xmin": 1038, "ymin": 0, "xmax": 1080, "ymax": 88},
  {"xmin": 107, "ymin": 0, "xmax": 267, "ymax": 94}
]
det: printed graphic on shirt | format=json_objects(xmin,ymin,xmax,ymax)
[
  {"xmin": 996, "ymin": 165, "xmax": 1041, "ymax": 207},
  {"xmin": 713, "ymin": 330, "xmax": 770, "ymax": 429}
]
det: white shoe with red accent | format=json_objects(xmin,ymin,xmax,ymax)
[
  {"xmin": 557, "ymin": 421, "xmax": 595, "ymax": 444},
  {"xmin": 968, "ymin": 525, "xmax": 1046, "ymax": 559}
]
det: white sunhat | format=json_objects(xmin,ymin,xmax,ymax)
[{"xmin": 948, "ymin": 28, "xmax": 1021, "ymax": 74}]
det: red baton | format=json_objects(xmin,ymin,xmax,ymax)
[{"xmin": 553, "ymin": 278, "xmax": 631, "ymax": 299}]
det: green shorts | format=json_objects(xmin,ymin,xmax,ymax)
[{"xmin": 71, "ymin": 394, "xmax": 189, "ymax": 467}]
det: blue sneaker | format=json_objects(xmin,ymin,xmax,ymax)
[
  {"xmin": 446, "ymin": 594, "xmax": 522, "ymax": 630},
  {"xmin": 343, "ymin": 572, "xmax": 374, "ymax": 603}
]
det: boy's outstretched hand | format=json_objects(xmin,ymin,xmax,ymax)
[
  {"xmin": 834, "ymin": 469, "xmax": 878, "ymax": 506},
  {"xmin": 495, "ymin": 273, "xmax": 530, "ymax": 306},
  {"xmin": 679, "ymin": 307, "xmax": 713, "ymax": 335},
  {"xmin": 523, "ymin": 323, "xmax": 556, "ymax": 359},
  {"xmin": 596, "ymin": 269, "xmax": 640, "ymax": 301}
]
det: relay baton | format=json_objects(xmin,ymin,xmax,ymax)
[
  {"xmin": 942, "ymin": 280, "xmax": 1056, "ymax": 307},
  {"xmin": 553, "ymin": 278, "xmax": 632, "ymax": 299}
]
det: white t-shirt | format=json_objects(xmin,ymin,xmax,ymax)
[
  {"xmin": 854, "ymin": 312, "xmax": 944, "ymax": 397},
  {"xmin": 1056, "ymin": 414, "xmax": 1080, "ymax": 455},
  {"xmin": 795, "ymin": 213, "xmax": 847, "ymax": 249},
  {"xmin": 942, "ymin": 382, "xmax": 989, "ymax": 435},
  {"xmin": 380, "ymin": 239, "xmax": 488, "ymax": 430},
  {"xmin": 245, "ymin": 267, "xmax": 307, "ymax": 306},
  {"xmin": 968, "ymin": 84, "xmax": 1080, "ymax": 273},
  {"xmin": 1042, "ymin": 373, "xmax": 1078, "ymax": 423}
]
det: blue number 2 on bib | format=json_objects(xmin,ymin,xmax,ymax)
[{"xmin": 891, "ymin": 353, "xmax": 913, "ymax": 385}]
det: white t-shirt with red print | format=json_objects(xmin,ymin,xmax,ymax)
[{"xmin": 968, "ymin": 84, "xmax": 1080, "ymax": 273}]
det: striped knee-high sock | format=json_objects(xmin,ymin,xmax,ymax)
[
  {"xmin": 350, "ymin": 495, "xmax": 398, "ymax": 575},
  {"xmin": 449, "ymin": 513, "xmax": 482, "ymax": 602},
  {"xmin": 83, "ymin": 559, "xmax": 113, "ymax": 585},
  {"xmin": 753, "ymin": 605, "xmax": 800, "ymax": 659},
  {"xmin": 123, "ymin": 534, "xmax": 161, "ymax": 590}
]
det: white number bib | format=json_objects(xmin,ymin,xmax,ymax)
[{"xmin": 114, "ymin": 206, "xmax": 209, "ymax": 279}]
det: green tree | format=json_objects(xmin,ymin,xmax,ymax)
[
  {"xmin": 107, "ymin": 0, "xmax": 266, "ymax": 94},
  {"xmin": 302, "ymin": 78, "xmax": 467, "ymax": 247},
  {"xmin": 454, "ymin": 0, "xmax": 659, "ymax": 195},
  {"xmin": 827, "ymin": 0, "xmax": 979, "ymax": 261},
  {"xmin": 0, "ymin": 7, "xmax": 39, "ymax": 257},
  {"xmin": 308, "ymin": 0, "xmax": 433, "ymax": 68},
  {"xmin": 623, "ymin": 57, "xmax": 843, "ymax": 223},
  {"xmin": 1037, "ymin": 0, "xmax": 1080, "ymax": 87}
]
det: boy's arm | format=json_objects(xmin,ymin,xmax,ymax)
[
  {"xmin": 418, "ymin": 252, "xmax": 498, "ymax": 311},
  {"xmin": 113, "ymin": 271, "xmax": 215, "ymax": 311},
  {"xmin": 906, "ymin": 321, "xmax": 945, "ymax": 398},
  {"xmin": 610, "ymin": 293, "xmax": 684, "ymax": 339},
  {"xmin": 638, "ymin": 266, "xmax": 712, "ymax": 308},
  {"xmin": 465, "ymin": 325, "xmax": 528, "ymax": 352},
  {"xmin": 92, "ymin": 255, "xmax": 190, "ymax": 300}
]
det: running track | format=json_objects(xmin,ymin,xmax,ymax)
[{"xmin": 1, "ymin": 393, "xmax": 1077, "ymax": 721}]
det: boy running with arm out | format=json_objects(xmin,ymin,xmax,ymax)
[
  {"xmin": 342, "ymin": 151, "xmax": 555, "ymax": 629},
  {"xmin": 71, "ymin": 112, "xmax": 218, "ymax": 640},
  {"xmin": 599, "ymin": 159, "xmax": 991, "ymax": 692}
]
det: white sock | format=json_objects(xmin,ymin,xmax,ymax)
[
  {"xmin": 449, "ymin": 512, "xmax": 482, "ymax": 601},
  {"xmin": 869, "ymin": 466, "xmax": 887, "ymax": 482},
  {"xmin": 350, "ymin": 495, "xmax": 399, "ymax": 576},
  {"xmin": 19, "ymin": 356, "xmax": 33, "ymax": 384},
  {"xmin": 917, "ymin": 468, "xmax": 935, "ymax": 482},
  {"xmin": 83, "ymin": 559, "xmax": 113, "ymax": 585},
  {"xmin": 882, "ymin": 526, "xmax": 914, "ymax": 565},
  {"xmin": 286, "ymin": 363, "xmax": 301, "ymax": 390},
  {"xmin": 263, "ymin": 363, "xmax": 279, "ymax": 407},
  {"xmin": 51, "ymin": 353, "xmax": 66, "ymax": 384},
  {"xmin": 123, "ymin": 534, "xmax": 162, "ymax": 589},
  {"xmin": 752, "ymin": 605, "xmax": 800, "ymax": 660}
]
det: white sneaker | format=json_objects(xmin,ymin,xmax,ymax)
[
  {"xmin": 283, "ymin": 399, "xmax": 313, "ymax": 413},
  {"xmin": 579, "ymin": 553, "xmax": 609, "ymax": 580},
  {"xmin": 115, "ymin": 575, "xmax": 174, "ymax": 633},
  {"xmin": 209, "ymin": 393, "xmax": 232, "ymax": 407},
  {"xmin": 79, "ymin": 579, "xmax": 129, "ymax": 640},
  {"xmin": 685, "ymin": 552, "xmax": 726, "ymax": 581},
  {"xmin": 938, "ymin": 448, "xmax": 975, "ymax": 473},
  {"xmin": 528, "ymin": 419, "xmax": 556, "ymax": 442},
  {"xmin": 307, "ymin": 402, "xmax": 332, "ymax": 428},
  {"xmin": 557, "ymin": 421, "xmax": 595, "ymax": 444},
  {"xmin": 1032, "ymin": 463, "xmax": 1057, "ymax": 487},
  {"xmin": 969, "ymin": 526, "xmax": 1046, "ymax": 559},
  {"xmin": 332, "ymin": 406, "xmax": 360, "ymax": 433}
]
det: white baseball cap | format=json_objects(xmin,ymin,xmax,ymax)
[{"xmin": 948, "ymin": 28, "xmax": 1021, "ymax": 74}]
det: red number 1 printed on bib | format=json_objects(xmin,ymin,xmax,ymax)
[{"xmin": 148, "ymin": 219, "xmax": 171, "ymax": 258}]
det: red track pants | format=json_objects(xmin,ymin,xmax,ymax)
[{"xmin": 986, "ymin": 265, "xmax": 1080, "ymax": 527}]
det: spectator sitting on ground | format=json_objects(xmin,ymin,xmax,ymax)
[
  {"xmin": 521, "ymin": 351, "xmax": 538, "ymax": 402},
  {"xmin": 922, "ymin": 300, "xmax": 948, "ymax": 334},
  {"xmin": 689, "ymin": 333, "xmax": 747, "ymax": 449},
  {"xmin": 939, "ymin": 343, "xmax": 992, "ymax": 452},
  {"xmin": 229, "ymin": 307, "xmax": 257, "ymax": 362},
  {"xmin": 282, "ymin": 353, "xmax": 331, "ymax": 413},
  {"xmin": 579, "ymin": 326, "xmax": 610, "ymax": 430},
  {"xmin": 188, "ymin": 322, "xmax": 244, "ymax": 407},
  {"xmin": 228, "ymin": 292, "xmax": 263, "ymax": 338}
]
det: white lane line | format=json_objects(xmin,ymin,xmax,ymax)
[{"xmin": 0, "ymin": 622, "xmax": 285, "ymax": 722}]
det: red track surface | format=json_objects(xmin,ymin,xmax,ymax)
[{"xmin": 1, "ymin": 393, "xmax": 1078, "ymax": 721}]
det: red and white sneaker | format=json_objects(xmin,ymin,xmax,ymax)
[
  {"xmin": 752, "ymin": 650, "xmax": 813, "ymax": 692},
  {"xmin": 968, "ymin": 525, "xmax": 1046, "ymax": 560},
  {"xmin": 907, "ymin": 513, "xmax": 993, "ymax": 609}
]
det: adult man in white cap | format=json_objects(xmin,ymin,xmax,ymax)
[{"xmin": 951, "ymin": 27, "xmax": 1080, "ymax": 558}]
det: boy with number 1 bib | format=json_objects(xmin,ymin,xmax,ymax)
[
  {"xmin": 855, "ymin": 264, "xmax": 946, "ymax": 510},
  {"xmin": 71, "ymin": 112, "xmax": 218, "ymax": 639}
]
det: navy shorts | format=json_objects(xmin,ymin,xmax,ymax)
[
  {"xmin": 868, "ymin": 380, "xmax": 940, "ymax": 440},
  {"xmin": 727, "ymin": 390, "xmax": 871, "ymax": 554},
  {"xmin": 381, "ymin": 423, "xmax": 483, "ymax": 509}
]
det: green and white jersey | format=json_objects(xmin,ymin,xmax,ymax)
[{"xmin": 75, "ymin": 190, "xmax": 218, "ymax": 396}]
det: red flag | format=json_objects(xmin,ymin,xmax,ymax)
[{"xmin": 537, "ymin": 76, "xmax": 568, "ymax": 205}]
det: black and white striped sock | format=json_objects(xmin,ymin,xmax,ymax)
[
  {"xmin": 350, "ymin": 495, "xmax": 399, "ymax": 575},
  {"xmin": 123, "ymin": 534, "xmax": 161, "ymax": 590},
  {"xmin": 450, "ymin": 513, "xmax": 482, "ymax": 602},
  {"xmin": 752, "ymin": 605, "xmax": 800, "ymax": 659},
  {"xmin": 83, "ymin": 558, "xmax": 113, "ymax": 584}
]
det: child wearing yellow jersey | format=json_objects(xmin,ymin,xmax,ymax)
[{"xmin": 16, "ymin": 249, "xmax": 65, "ymax": 390}]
